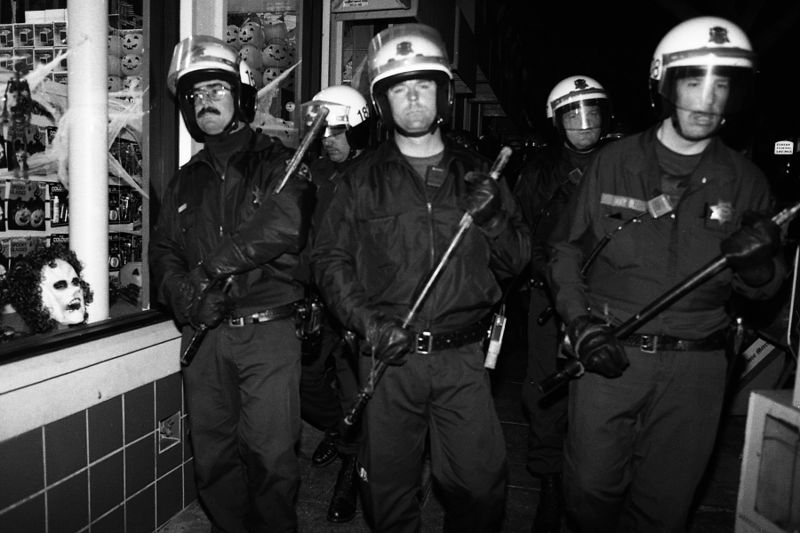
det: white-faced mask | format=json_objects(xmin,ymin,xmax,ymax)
[{"xmin": 40, "ymin": 258, "xmax": 86, "ymax": 325}]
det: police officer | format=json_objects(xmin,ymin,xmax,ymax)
[
  {"xmin": 311, "ymin": 23, "xmax": 530, "ymax": 532},
  {"xmin": 299, "ymin": 84, "xmax": 373, "ymax": 523},
  {"xmin": 514, "ymin": 75, "xmax": 613, "ymax": 533},
  {"xmin": 150, "ymin": 35, "xmax": 311, "ymax": 532},
  {"xmin": 547, "ymin": 17, "xmax": 785, "ymax": 532}
]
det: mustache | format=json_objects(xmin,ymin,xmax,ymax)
[{"xmin": 197, "ymin": 107, "xmax": 221, "ymax": 118}]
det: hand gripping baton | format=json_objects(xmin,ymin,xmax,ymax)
[
  {"xmin": 179, "ymin": 276, "xmax": 233, "ymax": 367},
  {"xmin": 343, "ymin": 146, "xmax": 514, "ymax": 427},
  {"xmin": 537, "ymin": 200, "xmax": 800, "ymax": 394}
]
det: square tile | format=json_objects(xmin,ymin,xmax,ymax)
[
  {"xmin": 125, "ymin": 435, "xmax": 154, "ymax": 497},
  {"xmin": 125, "ymin": 383, "xmax": 154, "ymax": 444},
  {"xmin": 156, "ymin": 468, "xmax": 183, "ymax": 528},
  {"xmin": 0, "ymin": 427, "xmax": 43, "ymax": 509},
  {"xmin": 0, "ymin": 494, "xmax": 46, "ymax": 533},
  {"xmin": 90, "ymin": 451, "xmax": 124, "ymax": 520},
  {"xmin": 47, "ymin": 470, "xmax": 88, "ymax": 533},
  {"xmin": 91, "ymin": 506, "xmax": 124, "ymax": 533},
  {"xmin": 156, "ymin": 373, "xmax": 182, "ymax": 422},
  {"xmin": 126, "ymin": 484, "xmax": 154, "ymax": 533},
  {"xmin": 89, "ymin": 395, "xmax": 123, "ymax": 461},
  {"xmin": 183, "ymin": 458, "xmax": 196, "ymax": 503},
  {"xmin": 45, "ymin": 411, "xmax": 87, "ymax": 484}
]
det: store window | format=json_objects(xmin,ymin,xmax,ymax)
[
  {"xmin": 0, "ymin": 0, "xmax": 161, "ymax": 352},
  {"xmin": 227, "ymin": 0, "xmax": 301, "ymax": 148}
]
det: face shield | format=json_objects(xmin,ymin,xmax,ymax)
[
  {"xmin": 302, "ymin": 100, "xmax": 350, "ymax": 138},
  {"xmin": 556, "ymin": 99, "xmax": 608, "ymax": 132},
  {"xmin": 659, "ymin": 64, "xmax": 753, "ymax": 117}
]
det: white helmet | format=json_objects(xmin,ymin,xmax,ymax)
[
  {"xmin": 649, "ymin": 16, "xmax": 755, "ymax": 117},
  {"xmin": 301, "ymin": 85, "xmax": 372, "ymax": 149},
  {"xmin": 366, "ymin": 23, "xmax": 453, "ymax": 130},
  {"xmin": 546, "ymin": 76, "xmax": 610, "ymax": 151},
  {"xmin": 167, "ymin": 35, "xmax": 257, "ymax": 141}
]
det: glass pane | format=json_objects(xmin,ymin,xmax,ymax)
[
  {"xmin": 227, "ymin": 1, "xmax": 299, "ymax": 148},
  {"xmin": 0, "ymin": 0, "xmax": 147, "ymax": 342}
]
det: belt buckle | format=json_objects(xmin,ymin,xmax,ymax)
[
  {"xmin": 229, "ymin": 316, "xmax": 246, "ymax": 327},
  {"xmin": 417, "ymin": 331, "xmax": 433, "ymax": 355},
  {"xmin": 640, "ymin": 335, "xmax": 657, "ymax": 354}
]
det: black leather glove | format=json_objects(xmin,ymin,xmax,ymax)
[
  {"xmin": 165, "ymin": 276, "xmax": 198, "ymax": 324},
  {"xmin": 188, "ymin": 288, "xmax": 230, "ymax": 329},
  {"xmin": 187, "ymin": 263, "xmax": 213, "ymax": 294},
  {"xmin": 461, "ymin": 172, "xmax": 504, "ymax": 231},
  {"xmin": 366, "ymin": 313, "xmax": 414, "ymax": 366},
  {"xmin": 567, "ymin": 315, "xmax": 629, "ymax": 378},
  {"xmin": 720, "ymin": 211, "xmax": 780, "ymax": 286}
]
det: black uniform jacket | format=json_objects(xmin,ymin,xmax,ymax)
[
  {"xmin": 311, "ymin": 138, "xmax": 531, "ymax": 337},
  {"xmin": 150, "ymin": 128, "xmax": 311, "ymax": 320}
]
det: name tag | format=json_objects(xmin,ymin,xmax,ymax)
[
  {"xmin": 601, "ymin": 193, "xmax": 674, "ymax": 219},
  {"xmin": 601, "ymin": 193, "xmax": 647, "ymax": 212}
]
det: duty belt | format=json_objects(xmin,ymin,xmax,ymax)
[
  {"xmin": 227, "ymin": 302, "xmax": 298, "ymax": 327},
  {"xmin": 620, "ymin": 330, "xmax": 727, "ymax": 354},
  {"xmin": 413, "ymin": 317, "xmax": 490, "ymax": 355}
]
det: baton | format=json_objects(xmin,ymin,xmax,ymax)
[
  {"xmin": 274, "ymin": 106, "xmax": 329, "ymax": 194},
  {"xmin": 343, "ymin": 146, "xmax": 514, "ymax": 426},
  {"xmin": 536, "ymin": 200, "xmax": 800, "ymax": 394},
  {"xmin": 179, "ymin": 276, "xmax": 234, "ymax": 367}
]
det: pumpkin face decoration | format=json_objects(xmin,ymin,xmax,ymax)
[
  {"xmin": 262, "ymin": 66, "xmax": 284, "ymax": 86},
  {"xmin": 238, "ymin": 44, "xmax": 264, "ymax": 71},
  {"xmin": 261, "ymin": 39, "xmax": 290, "ymax": 68},
  {"xmin": 121, "ymin": 31, "xmax": 144, "ymax": 54},
  {"xmin": 121, "ymin": 53, "xmax": 142, "ymax": 76},
  {"xmin": 238, "ymin": 20, "xmax": 265, "ymax": 50},
  {"xmin": 108, "ymin": 75, "xmax": 123, "ymax": 92},
  {"xmin": 225, "ymin": 24, "xmax": 240, "ymax": 49},
  {"xmin": 123, "ymin": 76, "xmax": 142, "ymax": 90}
]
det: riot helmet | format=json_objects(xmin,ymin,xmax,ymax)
[
  {"xmin": 546, "ymin": 75, "xmax": 610, "ymax": 152},
  {"xmin": 367, "ymin": 23, "xmax": 453, "ymax": 134},
  {"xmin": 649, "ymin": 16, "xmax": 755, "ymax": 121},
  {"xmin": 301, "ymin": 84, "xmax": 371, "ymax": 150},
  {"xmin": 167, "ymin": 35, "xmax": 257, "ymax": 141}
]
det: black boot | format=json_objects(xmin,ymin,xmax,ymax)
[
  {"xmin": 327, "ymin": 454, "xmax": 358, "ymax": 523},
  {"xmin": 533, "ymin": 473, "xmax": 563, "ymax": 533},
  {"xmin": 312, "ymin": 430, "xmax": 339, "ymax": 468}
]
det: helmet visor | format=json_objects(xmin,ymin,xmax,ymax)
[
  {"xmin": 659, "ymin": 65, "xmax": 753, "ymax": 116},
  {"xmin": 302, "ymin": 101, "xmax": 353, "ymax": 138},
  {"xmin": 556, "ymin": 99, "xmax": 609, "ymax": 131},
  {"xmin": 167, "ymin": 35, "xmax": 238, "ymax": 94}
]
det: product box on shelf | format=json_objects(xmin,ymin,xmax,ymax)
[
  {"xmin": 13, "ymin": 25, "xmax": 34, "ymax": 48},
  {"xmin": 33, "ymin": 23, "xmax": 54, "ymax": 47}
]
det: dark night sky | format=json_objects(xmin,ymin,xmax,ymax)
[{"xmin": 497, "ymin": 0, "xmax": 800, "ymax": 155}]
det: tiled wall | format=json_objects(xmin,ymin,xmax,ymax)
[{"xmin": 0, "ymin": 372, "xmax": 196, "ymax": 533}]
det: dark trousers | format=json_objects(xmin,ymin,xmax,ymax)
[
  {"xmin": 521, "ymin": 287, "xmax": 568, "ymax": 476},
  {"xmin": 359, "ymin": 343, "xmax": 507, "ymax": 533},
  {"xmin": 299, "ymin": 315, "xmax": 361, "ymax": 454},
  {"xmin": 182, "ymin": 319, "xmax": 301, "ymax": 533},
  {"xmin": 564, "ymin": 347, "xmax": 728, "ymax": 533}
]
